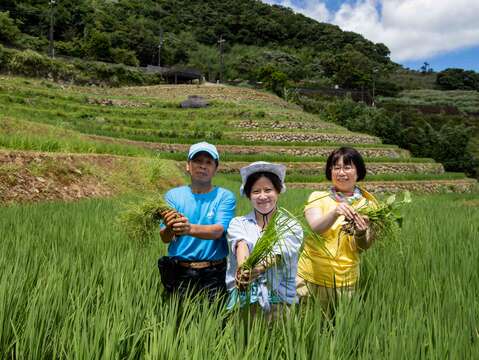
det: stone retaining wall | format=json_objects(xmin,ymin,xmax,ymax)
[
  {"xmin": 288, "ymin": 180, "xmax": 477, "ymax": 194},
  {"xmin": 233, "ymin": 120, "xmax": 341, "ymax": 131},
  {"xmin": 88, "ymin": 135, "xmax": 410, "ymax": 158},
  {"xmin": 233, "ymin": 132, "xmax": 380, "ymax": 144},
  {"xmin": 218, "ymin": 162, "xmax": 444, "ymax": 175}
]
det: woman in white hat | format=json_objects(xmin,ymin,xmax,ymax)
[{"xmin": 225, "ymin": 162, "xmax": 303, "ymax": 319}]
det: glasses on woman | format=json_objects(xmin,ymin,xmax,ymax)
[{"xmin": 332, "ymin": 165, "xmax": 355, "ymax": 172}]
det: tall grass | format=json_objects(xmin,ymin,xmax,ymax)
[
  {"xmin": 0, "ymin": 133, "xmax": 156, "ymax": 157},
  {"xmin": 1, "ymin": 191, "xmax": 478, "ymax": 358}
]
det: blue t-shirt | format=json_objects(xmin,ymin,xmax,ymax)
[{"xmin": 163, "ymin": 186, "xmax": 236, "ymax": 261}]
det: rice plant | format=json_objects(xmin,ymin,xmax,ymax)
[
  {"xmin": 0, "ymin": 192, "xmax": 478, "ymax": 358},
  {"xmin": 342, "ymin": 191, "xmax": 412, "ymax": 241},
  {"xmin": 118, "ymin": 194, "xmax": 174, "ymax": 244}
]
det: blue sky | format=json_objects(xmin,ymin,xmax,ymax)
[{"xmin": 262, "ymin": 0, "xmax": 479, "ymax": 71}]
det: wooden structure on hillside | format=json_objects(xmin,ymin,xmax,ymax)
[{"xmin": 144, "ymin": 66, "xmax": 202, "ymax": 84}]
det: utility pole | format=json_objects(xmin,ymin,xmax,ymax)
[
  {"xmin": 158, "ymin": 27, "xmax": 164, "ymax": 67},
  {"xmin": 48, "ymin": 0, "xmax": 56, "ymax": 58},
  {"xmin": 372, "ymin": 68, "xmax": 379, "ymax": 107},
  {"xmin": 217, "ymin": 35, "xmax": 225, "ymax": 83}
]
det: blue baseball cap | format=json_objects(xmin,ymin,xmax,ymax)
[{"xmin": 188, "ymin": 142, "xmax": 219, "ymax": 161}]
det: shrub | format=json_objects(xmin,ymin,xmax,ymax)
[
  {"xmin": 0, "ymin": 11, "xmax": 21, "ymax": 45},
  {"xmin": 256, "ymin": 64, "xmax": 288, "ymax": 96},
  {"xmin": 55, "ymin": 40, "xmax": 86, "ymax": 59},
  {"xmin": 0, "ymin": 47, "xmax": 160, "ymax": 86},
  {"xmin": 110, "ymin": 48, "xmax": 139, "ymax": 67},
  {"xmin": 436, "ymin": 68, "xmax": 479, "ymax": 91},
  {"xmin": 7, "ymin": 49, "xmax": 55, "ymax": 77},
  {"xmin": 297, "ymin": 96, "xmax": 478, "ymax": 176},
  {"xmin": 0, "ymin": 44, "xmax": 10, "ymax": 67},
  {"xmin": 15, "ymin": 34, "xmax": 49, "ymax": 52}
]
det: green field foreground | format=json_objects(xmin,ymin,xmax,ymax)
[{"xmin": 1, "ymin": 186, "xmax": 478, "ymax": 359}]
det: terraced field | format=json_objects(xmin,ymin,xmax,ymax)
[
  {"xmin": 0, "ymin": 75, "xmax": 476, "ymax": 202},
  {"xmin": 1, "ymin": 76, "xmax": 479, "ymax": 359}
]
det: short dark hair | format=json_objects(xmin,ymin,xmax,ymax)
[
  {"xmin": 190, "ymin": 151, "xmax": 219, "ymax": 167},
  {"xmin": 325, "ymin": 147, "xmax": 366, "ymax": 181},
  {"xmin": 244, "ymin": 172, "xmax": 282, "ymax": 198}
]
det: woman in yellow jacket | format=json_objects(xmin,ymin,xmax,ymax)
[{"xmin": 296, "ymin": 147, "xmax": 378, "ymax": 315}]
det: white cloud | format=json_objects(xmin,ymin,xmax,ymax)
[{"xmin": 262, "ymin": 0, "xmax": 479, "ymax": 62}]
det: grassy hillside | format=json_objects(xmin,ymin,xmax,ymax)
[
  {"xmin": 388, "ymin": 70, "xmax": 437, "ymax": 90},
  {"xmin": 0, "ymin": 149, "xmax": 184, "ymax": 204},
  {"xmin": 0, "ymin": 76, "xmax": 476, "ymax": 197},
  {"xmin": 0, "ymin": 74, "xmax": 476, "ymax": 198},
  {"xmin": 379, "ymin": 89, "xmax": 479, "ymax": 114}
]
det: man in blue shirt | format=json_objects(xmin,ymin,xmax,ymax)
[{"xmin": 158, "ymin": 142, "xmax": 236, "ymax": 300}]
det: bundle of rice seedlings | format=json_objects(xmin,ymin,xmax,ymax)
[
  {"xmin": 240, "ymin": 208, "xmax": 302, "ymax": 271},
  {"xmin": 343, "ymin": 191, "xmax": 412, "ymax": 241},
  {"xmin": 118, "ymin": 194, "xmax": 175, "ymax": 243}
]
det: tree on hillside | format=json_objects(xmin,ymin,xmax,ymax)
[
  {"xmin": 0, "ymin": 11, "xmax": 21, "ymax": 45},
  {"xmin": 256, "ymin": 64, "xmax": 288, "ymax": 96},
  {"xmin": 420, "ymin": 62, "xmax": 434, "ymax": 74},
  {"xmin": 0, "ymin": 0, "xmax": 393, "ymax": 65},
  {"xmin": 187, "ymin": 43, "xmax": 219, "ymax": 81},
  {"xmin": 333, "ymin": 45, "xmax": 375, "ymax": 89},
  {"xmin": 0, "ymin": 0, "xmax": 400, "ymax": 88},
  {"xmin": 436, "ymin": 68, "xmax": 479, "ymax": 91}
]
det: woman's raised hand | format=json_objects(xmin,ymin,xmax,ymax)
[
  {"xmin": 235, "ymin": 265, "xmax": 265, "ymax": 290},
  {"xmin": 235, "ymin": 268, "xmax": 251, "ymax": 290},
  {"xmin": 334, "ymin": 203, "xmax": 357, "ymax": 221},
  {"xmin": 354, "ymin": 215, "xmax": 369, "ymax": 232}
]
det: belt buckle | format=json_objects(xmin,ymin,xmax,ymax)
[
  {"xmin": 179, "ymin": 261, "xmax": 207, "ymax": 269},
  {"xmin": 190, "ymin": 261, "xmax": 208, "ymax": 269},
  {"xmin": 179, "ymin": 259, "xmax": 223, "ymax": 269}
]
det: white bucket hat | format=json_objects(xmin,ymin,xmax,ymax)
[{"xmin": 239, "ymin": 161, "xmax": 287, "ymax": 196}]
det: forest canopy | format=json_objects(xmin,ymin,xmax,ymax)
[{"xmin": 0, "ymin": 0, "xmax": 393, "ymax": 87}]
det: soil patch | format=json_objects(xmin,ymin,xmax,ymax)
[{"xmin": 0, "ymin": 151, "xmax": 183, "ymax": 205}]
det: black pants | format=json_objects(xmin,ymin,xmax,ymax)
[{"xmin": 157, "ymin": 256, "xmax": 227, "ymax": 302}]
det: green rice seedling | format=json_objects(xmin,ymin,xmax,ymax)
[
  {"xmin": 241, "ymin": 208, "xmax": 294, "ymax": 271},
  {"xmin": 342, "ymin": 191, "xmax": 412, "ymax": 241},
  {"xmin": 118, "ymin": 194, "xmax": 174, "ymax": 244},
  {"xmin": 238, "ymin": 207, "xmax": 324, "ymax": 287}
]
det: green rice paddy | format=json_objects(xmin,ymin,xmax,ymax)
[{"xmin": 0, "ymin": 186, "xmax": 478, "ymax": 358}]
